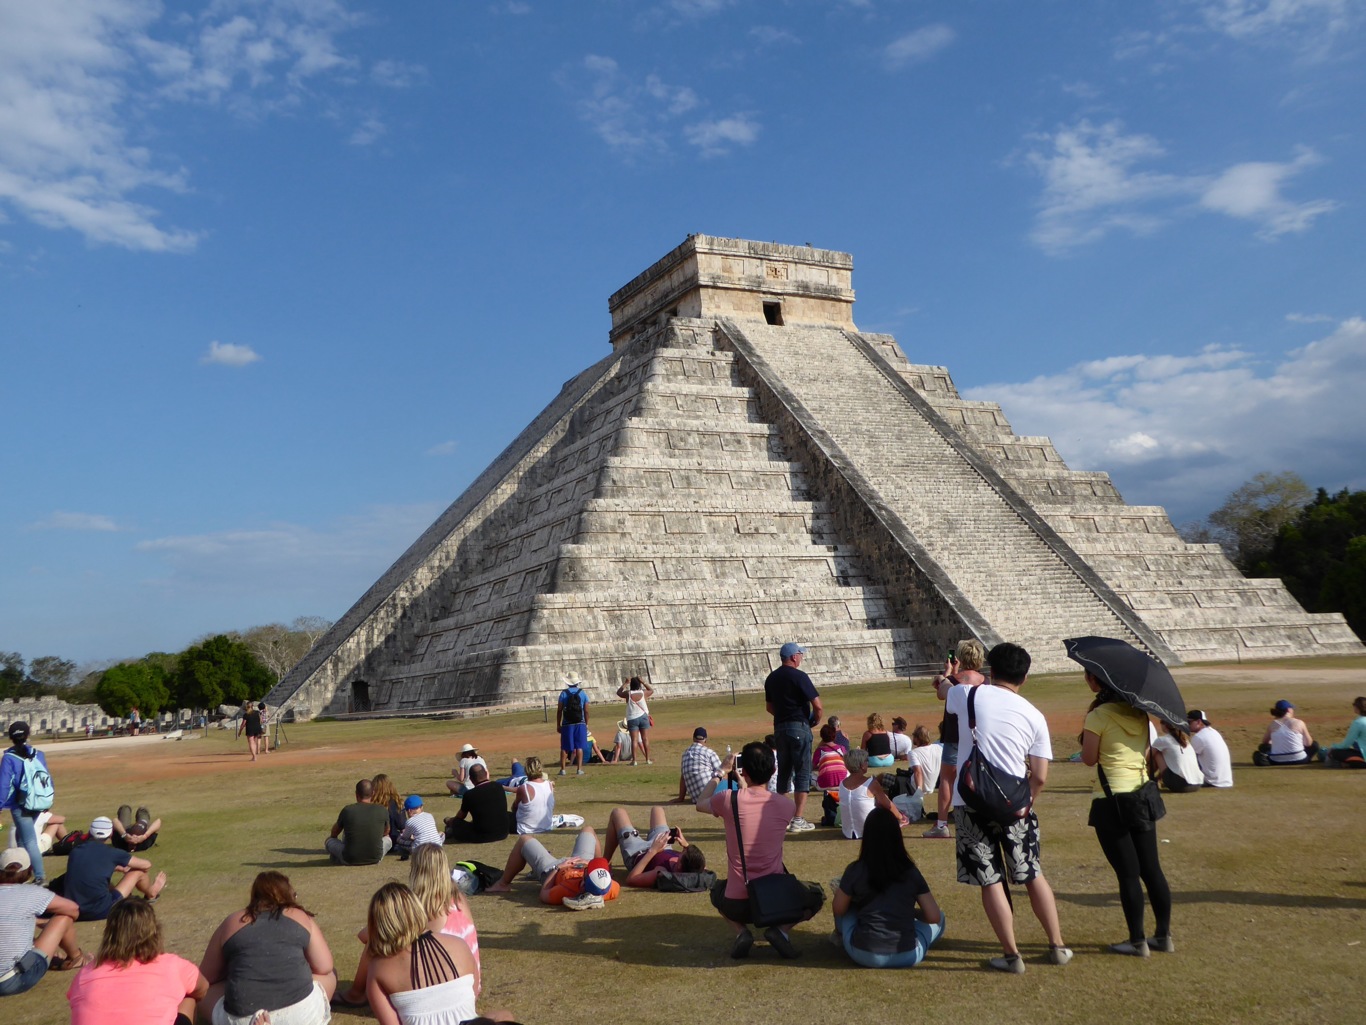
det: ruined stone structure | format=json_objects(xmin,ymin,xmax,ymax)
[{"xmin": 268, "ymin": 236, "xmax": 1362, "ymax": 719}]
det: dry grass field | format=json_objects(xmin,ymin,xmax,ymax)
[{"xmin": 8, "ymin": 656, "xmax": 1366, "ymax": 1025}]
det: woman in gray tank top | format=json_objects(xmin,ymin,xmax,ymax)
[{"xmin": 199, "ymin": 871, "xmax": 336, "ymax": 1025}]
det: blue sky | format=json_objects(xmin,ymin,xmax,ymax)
[{"xmin": 2, "ymin": 0, "xmax": 1364, "ymax": 666}]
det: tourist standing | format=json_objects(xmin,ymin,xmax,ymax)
[
  {"xmin": 556, "ymin": 673, "xmax": 589, "ymax": 777},
  {"xmin": 0, "ymin": 722, "xmax": 53, "ymax": 884},
  {"xmin": 616, "ymin": 676, "xmax": 654, "ymax": 766},
  {"xmin": 764, "ymin": 642, "xmax": 821, "ymax": 833}
]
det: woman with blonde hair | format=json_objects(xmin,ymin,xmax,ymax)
[
  {"xmin": 199, "ymin": 871, "xmax": 335, "ymax": 1025},
  {"xmin": 335, "ymin": 846, "xmax": 480, "ymax": 1008},
  {"xmin": 509, "ymin": 756, "xmax": 554, "ymax": 834},
  {"xmin": 371, "ymin": 774, "xmax": 407, "ymax": 844},
  {"xmin": 67, "ymin": 900, "xmax": 208, "ymax": 1024},
  {"xmin": 861, "ymin": 713, "xmax": 894, "ymax": 769},
  {"xmin": 365, "ymin": 883, "xmax": 477, "ymax": 1025},
  {"xmin": 924, "ymin": 639, "xmax": 987, "ymax": 839}
]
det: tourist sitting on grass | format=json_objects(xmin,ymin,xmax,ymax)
[
  {"xmin": 1253, "ymin": 700, "xmax": 1320, "ymax": 765},
  {"xmin": 813, "ymin": 724, "xmax": 850, "ymax": 791},
  {"xmin": 889, "ymin": 716, "xmax": 914, "ymax": 762},
  {"xmin": 371, "ymin": 774, "xmax": 407, "ymax": 847},
  {"xmin": 495, "ymin": 760, "xmax": 527, "ymax": 789},
  {"xmin": 839, "ymin": 748, "xmax": 908, "ymax": 839},
  {"xmin": 326, "ymin": 779, "xmax": 392, "ymax": 865},
  {"xmin": 603, "ymin": 806, "xmax": 710, "ymax": 890},
  {"xmin": 1186, "ymin": 710, "xmax": 1234, "ymax": 788},
  {"xmin": 0, "ymin": 846, "xmax": 86, "ymax": 998},
  {"xmin": 909, "ymin": 725, "xmax": 942, "ymax": 796},
  {"xmin": 335, "ymin": 844, "xmax": 481, "ymax": 1010},
  {"xmin": 484, "ymin": 825, "xmax": 619, "ymax": 909},
  {"xmin": 508, "ymin": 757, "xmax": 555, "ymax": 835},
  {"xmin": 444, "ymin": 764, "xmax": 509, "ymax": 845},
  {"xmin": 445, "ymin": 744, "xmax": 488, "ymax": 798},
  {"xmin": 33, "ymin": 810, "xmax": 70, "ymax": 856},
  {"xmin": 832, "ymin": 807, "xmax": 945, "ymax": 968},
  {"xmin": 360, "ymin": 883, "xmax": 480, "ymax": 1025},
  {"xmin": 1321, "ymin": 696, "xmax": 1366, "ymax": 768},
  {"xmin": 862, "ymin": 713, "xmax": 895, "ymax": 769},
  {"xmin": 393, "ymin": 796, "xmax": 443, "ymax": 860},
  {"xmin": 113, "ymin": 804, "xmax": 161, "ymax": 852},
  {"xmin": 199, "ymin": 870, "xmax": 336, "ymax": 1025},
  {"xmin": 607, "ymin": 719, "xmax": 632, "ymax": 764},
  {"xmin": 1149, "ymin": 719, "xmax": 1202, "ymax": 792},
  {"xmin": 57, "ymin": 816, "xmax": 166, "ymax": 921},
  {"xmin": 677, "ymin": 726, "xmax": 722, "ymax": 804},
  {"xmin": 66, "ymin": 899, "xmax": 208, "ymax": 1025}
]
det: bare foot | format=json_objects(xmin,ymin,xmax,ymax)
[
  {"xmin": 484, "ymin": 881, "xmax": 513, "ymax": 893},
  {"xmin": 147, "ymin": 871, "xmax": 168, "ymax": 900}
]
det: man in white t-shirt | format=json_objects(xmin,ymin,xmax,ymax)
[
  {"xmin": 1186, "ymin": 710, "xmax": 1234, "ymax": 788},
  {"xmin": 945, "ymin": 642, "xmax": 1071, "ymax": 974}
]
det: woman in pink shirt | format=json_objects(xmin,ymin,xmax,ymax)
[{"xmin": 67, "ymin": 900, "xmax": 208, "ymax": 1025}]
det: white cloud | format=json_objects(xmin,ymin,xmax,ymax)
[
  {"xmin": 1198, "ymin": 148, "xmax": 1339, "ymax": 237},
  {"xmin": 1285, "ymin": 311, "xmax": 1334, "ymax": 323},
  {"xmin": 0, "ymin": 0, "xmax": 365, "ymax": 251},
  {"xmin": 1199, "ymin": 0, "xmax": 1355, "ymax": 45},
  {"xmin": 670, "ymin": 0, "xmax": 732, "ymax": 15},
  {"xmin": 31, "ymin": 511, "xmax": 120, "ymax": 532},
  {"xmin": 1022, "ymin": 119, "xmax": 1338, "ymax": 253},
  {"xmin": 567, "ymin": 55, "xmax": 744, "ymax": 158},
  {"xmin": 425, "ymin": 440, "xmax": 459, "ymax": 457},
  {"xmin": 349, "ymin": 116, "xmax": 386, "ymax": 146},
  {"xmin": 884, "ymin": 24, "xmax": 956, "ymax": 69},
  {"xmin": 684, "ymin": 114, "xmax": 760, "ymax": 157},
  {"xmin": 201, "ymin": 340, "xmax": 261, "ymax": 367},
  {"xmin": 750, "ymin": 26, "xmax": 799, "ymax": 47},
  {"xmin": 371, "ymin": 59, "xmax": 426, "ymax": 89},
  {"xmin": 963, "ymin": 318, "xmax": 1366, "ymax": 520}
]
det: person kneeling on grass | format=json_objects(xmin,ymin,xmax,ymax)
[
  {"xmin": 0, "ymin": 846, "xmax": 86, "ymax": 998},
  {"xmin": 603, "ymin": 806, "xmax": 713, "ymax": 891},
  {"xmin": 66, "ymin": 899, "xmax": 208, "ymax": 1025},
  {"xmin": 484, "ymin": 826, "xmax": 619, "ymax": 910},
  {"xmin": 55, "ymin": 816, "xmax": 166, "ymax": 921},
  {"xmin": 832, "ymin": 807, "xmax": 944, "ymax": 968}
]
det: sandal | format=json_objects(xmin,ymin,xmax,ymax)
[{"xmin": 54, "ymin": 950, "xmax": 93, "ymax": 971}]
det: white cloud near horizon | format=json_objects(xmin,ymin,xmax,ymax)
[
  {"xmin": 1023, "ymin": 119, "xmax": 1338, "ymax": 253},
  {"xmin": 963, "ymin": 317, "xmax": 1366, "ymax": 521},
  {"xmin": 884, "ymin": 24, "xmax": 956, "ymax": 69},
  {"xmin": 566, "ymin": 54, "xmax": 756, "ymax": 159},
  {"xmin": 425, "ymin": 440, "xmax": 459, "ymax": 457},
  {"xmin": 201, "ymin": 340, "xmax": 261, "ymax": 367},
  {"xmin": 0, "ymin": 0, "xmax": 367, "ymax": 252},
  {"xmin": 31, "ymin": 511, "xmax": 121, "ymax": 532}
]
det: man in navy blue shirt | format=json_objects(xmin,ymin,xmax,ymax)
[
  {"xmin": 763, "ymin": 643, "xmax": 822, "ymax": 832},
  {"xmin": 61, "ymin": 816, "xmax": 166, "ymax": 920}
]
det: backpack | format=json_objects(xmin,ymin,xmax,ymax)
[
  {"xmin": 451, "ymin": 859, "xmax": 502, "ymax": 895},
  {"xmin": 956, "ymin": 687, "xmax": 1033, "ymax": 826},
  {"xmin": 561, "ymin": 687, "xmax": 584, "ymax": 725},
  {"xmin": 9, "ymin": 750, "xmax": 54, "ymax": 812}
]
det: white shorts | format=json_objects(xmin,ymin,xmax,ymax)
[{"xmin": 211, "ymin": 981, "xmax": 331, "ymax": 1025}]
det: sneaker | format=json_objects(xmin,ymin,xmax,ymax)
[
  {"xmin": 1146, "ymin": 935, "xmax": 1175, "ymax": 953},
  {"xmin": 763, "ymin": 926, "xmax": 801, "ymax": 959},
  {"xmin": 786, "ymin": 817, "xmax": 815, "ymax": 833},
  {"xmin": 576, "ymin": 769, "xmax": 586, "ymax": 776},
  {"xmin": 558, "ymin": 769, "xmax": 567, "ymax": 776},
  {"xmin": 922, "ymin": 823, "xmax": 951, "ymax": 839},
  {"xmin": 562, "ymin": 892, "xmax": 605, "ymax": 911},
  {"xmin": 1046, "ymin": 945, "xmax": 1074, "ymax": 965},
  {"xmin": 988, "ymin": 954, "xmax": 1025, "ymax": 974},
  {"xmin": 646, "ymin": 759, "xmax": 654, "ymax": 765},
  {"xmin": 730, "ymin": 929, "xmax": 753, "ymax": 959},
  {"xmin": 1109, "ymin": 940, "xmax": 1150, "ymax": 957}
]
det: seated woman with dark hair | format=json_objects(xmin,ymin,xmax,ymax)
[
  {"xmin": 1253, "ymin": 700, "xmax": 1319, "ymax": 766},
  {"xmin": 364, "ymin": 882, "xmax": 479, "ymax": 1025},
  {"xmin": 199, "ymin": 871, "xmax": 335, "ymax": 1025},
  {"xmin": 1322, "ymin": 696, "xmax": 1366, "ymax": 767},
  {"xmin": 1149, "ymin": 720, "xmax": 1202, "ymax": 792},
  {"xmin": 67, "ymin": 900, "xmax": 208, "ymax": 1025},
  {"xmin": 832, "ymin": 807, "xmax": 944, "ymax": 968}
]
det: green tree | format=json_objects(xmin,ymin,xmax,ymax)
[
  {"xmin": 172, "ymin": 635, "xmax": 274, "ymax": 710},
  {"xmin": 96, "ymin": 660, "xmax": 171, "ymax": 717},
  {"xmin": 1259, "ymin": 487, "xmax": 1366, "ymax": 638},
  {"xmin": 28, "ymin": 655, "xmax": 76, "ymax": 691},
  {"xmin": 1204, "ymin": 471, "xmax": 1313, "ymax": 571},
  {"xmin": 0, "ymin": 652, "xmax": 23, "ymax": 700}
]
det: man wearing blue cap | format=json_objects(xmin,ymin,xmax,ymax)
[{"xmin": 764, "ymin": 642, "xmax": 822, "ymax": 832}]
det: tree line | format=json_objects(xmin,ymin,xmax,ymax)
[
  {"xmin": 1181, "ymin": 472, "xmax": 1366, "ymax": 638},
  {"xmin": 1, "ymin": 616, "xmax": 332, "ymax": 719}
]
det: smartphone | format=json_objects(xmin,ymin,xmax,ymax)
[
  {"xmin": 667, "ymin": 827, "xmax": 679, "ymax": 843},
  {"xmin": 946, "ymin": 649, "xmax": 956, "ymax": 660}
]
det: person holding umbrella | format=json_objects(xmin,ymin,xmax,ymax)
[{"xmin": 1066, "ymin": 637, "xmax": 1178, "ymax": 958}]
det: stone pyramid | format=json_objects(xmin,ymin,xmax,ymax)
[{"xmin": 269, "ymin": 236, "xmax": 1362, "ymax": 718}]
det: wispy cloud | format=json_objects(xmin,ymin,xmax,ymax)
[
  {"xmin": 1198, "ymin": 0, "xmax": 1356, "ymax": 51},
  {"xmin": 349, "ymin": 116, "xmax": 387, "ymax": 146},
  {"xmin": 1285, "ymin": 311, "xmax": 1334, "ymax": 323},
  {"xmin": 684, "ymin": 114, "xmax": 760, "ymax": 157},
  {"xmin": 964, "ymin": 318, "xmax": 1366, "ymax": 520},
  {"xmin": 1022, "ymin": 119, "xmax": 1338, "ymax": 253},
  {"xmin": 566, "ymin": 55, "xmax": 750, "ymax": 159},
  {"xmin": 750, "ymin": 25, "xmax": 799, "ymax": 47},
  {"xmin": 31, "ymin": 511, "xmax": 121, "ymax": 532},
  {"xmin": 425, "ymin": 440, "xmax": 459, "ymax": 457},
  {"xmin": 201, "ymin": 340, "xmax": 261, "ymax": 367},
  {"xmin": 884, "ymin": 24, "xmax": 956, "ymax": 69},
  {"xmin": 0, "ymin": 0, "xmax": 367, "ymax": 252},
  {"xmin": 371, "ymin": 59, "xmax": 426, "ymax": 89}
]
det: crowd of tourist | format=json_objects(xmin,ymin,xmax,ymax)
[{"xmin": 3, "ymin": 642, "xmax": 1364, "ymax": 1022}]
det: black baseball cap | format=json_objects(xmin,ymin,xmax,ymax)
[{"xmin": 7, "ymin": 722, "xmax": 30, "ymax": 744}]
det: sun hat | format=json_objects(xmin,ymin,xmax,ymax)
[
  {"xmin": 581, "ymin": 857, "xmax": 613, "ymax": 896},
  {"xmin": 90, "ymin": 816, "xmax": 114, "ymax": 839},
  {"xmin": 460, "ymin": 743, "xmax": 477, "ymax": 754},
  {"xmin": 404, "ymin": 795, "xmax": 424, "ymax": 810},
  {"xmin": 1, "ymin": 847, "xmax": 31, "ymax": 872}
]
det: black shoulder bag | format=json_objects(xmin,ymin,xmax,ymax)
[{"xmin": 957, "ymin": 686, "xmax": 1034, "ymax": 826}]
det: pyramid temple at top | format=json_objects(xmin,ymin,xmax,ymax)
[{"xmin": 268, "ymin": 236, "xmax": 1363, "ymax": 718}]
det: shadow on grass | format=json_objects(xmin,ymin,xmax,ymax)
[
  {"xmin": 241, "ymin": 847, "xmax": 336, "ymax": 869},
  {"xmin": 1056, "ymin": 889, "xmax": 1366, "ymax": 910}
]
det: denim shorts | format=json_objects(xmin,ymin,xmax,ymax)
[
  {"xmin": 626, "ymin": 715, "xmax": 649, "ymax": 733},
  {"xmin": 618, "ymin": 825, "xmax": 669, "ymax": 869},
  {"xmin": 0, "ymin": 948, "xmax": 50, "ymax": 997},
  {"xmin": 941, "ymin": 742, "xmax": 959, "ymax": 768}
]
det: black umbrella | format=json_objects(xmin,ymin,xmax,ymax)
[{"xmin": 1063, "ymin": 636, "xmax": 1188, "ymax": 731}]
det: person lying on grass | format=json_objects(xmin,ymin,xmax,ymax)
[
  {"xmin": 602, "ymin": 805, "xmax": 713, "ymax": 891},
  {"xmin": 484, "ymin": 826, "xmax": 619, "ymax": 909}
]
